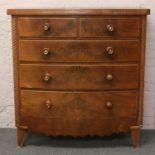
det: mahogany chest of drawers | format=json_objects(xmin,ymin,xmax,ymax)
[{"xmin": 7, "ymin": 8, "xmax": 150, "ymax": 147}]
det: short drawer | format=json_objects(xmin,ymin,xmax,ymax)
[
  {"xmin": 18, "ymin": 18, "xmax": 77, "ymax": 37},
  {"xmin": 21, "ymin": 90, "xmax": 138, "ymax": 119},
  {"xmin": 19, "ymin": 40, "xmax": 140, "ymax": 62},
  {"xmin": 20, "ymin": 64, "xmax": 139, "ymax": 90},
  {"xmin": 80, "ymin": 18, "xmax": 140, "ymax": 38}
]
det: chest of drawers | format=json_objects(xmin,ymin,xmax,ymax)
[{"xmin": 7, "ymin": 8, "xmax": 150, "ymax": 147}]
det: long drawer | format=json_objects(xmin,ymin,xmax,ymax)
[
  {"xmin": 19, "ymin": 40, "xmax": 140, "ymax": 62},
  {"xmin": 21, "ymin": 90, "xmax": 138, "ymax": 119},
  {"xmin": 20, "ymin": 64, "xmax": 139, "ymax": 90}
]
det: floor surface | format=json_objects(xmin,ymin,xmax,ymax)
[{"xmin": 0, "ymin": 129, "xmax": 155, "ymax": 155}]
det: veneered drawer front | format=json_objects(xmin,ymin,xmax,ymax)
[
  {"xmin": 20, "ymin": 65, "xmax": 138, "ymax": 90},
  {"xmin": 19, "ymin": 40, "xmax": 140, "ymax": 62},
  {"xmin": 18, "ymin": 18, "xmax": 77, "ymax": 37},
  {"xmin": 21, "ymin": 90, "xmax": 138, "ymax": 119},
  {"xmin": 80, "ymin": 18, "xmax": 140, "ymax": 38}
]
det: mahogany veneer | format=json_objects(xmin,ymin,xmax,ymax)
[{"xmin": 7, "ymin": 8, "xmax": 150, "ymax": 147}]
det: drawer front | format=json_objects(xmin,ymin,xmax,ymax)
[
  {"xmin": 18, "ymin": 18, "xmax": 77, "ymax": 37},
  {"xmin": 20, "ymin": 65, "xmax": 138, "ymax": 90},
  {"xmin": 21, "ymin": 91, "xmax": 138, "ymax": 119},
  {"xmin": 19, "ymin": 40, "xmax": 140, "ymax": 62},
  {"xmin": 80, "ymin": 18, "xmax": 140, "ymax": 38}
]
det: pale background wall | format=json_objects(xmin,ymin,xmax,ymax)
[{"xmin": 0, "ymin": 0, "xmax": 155, "ymax": 129}]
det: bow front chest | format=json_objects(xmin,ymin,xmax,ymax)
[{"xmin": 7, "ymin": 8, "xmax": 150, "ymax": 147}]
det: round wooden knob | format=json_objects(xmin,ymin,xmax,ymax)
[
  {"xmin": 106, "ymin": 74, "xmax": 113, "ymax": 81},
  {"xmin": 107, "ymin": 24, "xmax": 114, "ymax": 32},
  {"xmin": 43, "ymin": 23, "xmax": 50, "ymax": 31},
  {"xmin": 43, "ymin": 48, "xmax": 50, "ymax": 56},
  {"xmin": 43, "ymin": 73, "xmax": 51, "ymax": 82},
  {"xmin": 45, "ymin": 100, "xmax": 52, "ymax": 109},
  {"xmin": 106, "ymin": 47, "xmax": 114, "ymax": 55},
  {"xmin": 105, "ymin": 101, "xmax": 113, "ymax": 109}
]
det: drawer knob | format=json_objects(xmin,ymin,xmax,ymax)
[
  {"xmin": 43, "ymin": 23, "xmax": 50, "ymax": 31},
  {"xmin": 105, "ymin": 101, "xmax": 113, "ymax": 109},
  {"xmin": 107, "ymin": 25, "xmax": 114, "ymax": 32},
  {"xmin": 43, "ymin": 73, "xmax": 51, "ymax": 82},
  {"xmin": 43, "ymin": 48, "xmax": 50, "ymax": 56},
  {"xmin": 45, "ymin": 100, "xmax": 52, "ymax": 109},
  {"xmin": 106, "ymin": 47, "xmax": 114, "ymax": 55},
  {"xmin": 106, "ymin": 74, "xmax": 113, "ymax": 81}
]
